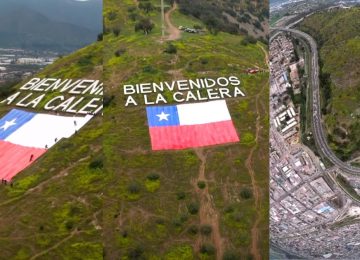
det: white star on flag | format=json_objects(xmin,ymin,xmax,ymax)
[
  {"xmin": 0, "ymin": 118, "xmax": 16, "ymax": 131},
  {"xmin": 156, "ymin": 111, "xmax": 170, "ymax": 121}
]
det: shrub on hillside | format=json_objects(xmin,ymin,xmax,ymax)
[
  {"xmin": 200, "ymin": 224, "xmax": 212, "ymax": 236},
  {"xmin": 241, "ymin": 35, "xmax": 257, "ymax": 46},
  {"xmin": 187, "ymin": 201, "xmax": 199, "ymax": 215},
  {"xmin": 240, "ymin": 187, "xmax": 252, "ymax": 199},
  {"xmin": 135, "ymin": 18, "xmax": 154, "ymax": 34},
  {"xmin": 89, "ymin": 158, "xmax": 103, "ymax": 169},
  {"xmin": 127, "ymin": 182, "xmax": 141, "ymax": 194},
  {"xmin": 164, "ymin": 43, "xmax": 177, "ymax": 54},
  {"xmin": 147, "ymin": 173, "xmax": 160, "ymax": 181},
  {"xmin": 200, "ymin": 243, "xmax": 216, "ymax": 255}
]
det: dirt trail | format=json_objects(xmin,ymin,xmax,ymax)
[
  {"xmin": 246, "ymin": 81, "xmax": 267, "ymax": 260},
  {"xmin": 164, "ymin": 3, "xmax": 181, "ymax": 41},
  {"xmin": 194, "ymin": 149, "xmax": 224, "ymax": 259},
  {"xmin": 258, "ymin": 43, "xmax": 269, "ymax": 69},
  {"xmin": 29, "ymin": 229, "xmax": 81, "ymax": 260}
]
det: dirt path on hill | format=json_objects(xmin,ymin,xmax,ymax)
[
  {"xmin": 164, "ymin": 3, "xmax": 181, "ymax": 41},
  {"xmin": 258, "ymin": 43, "xmax": 269, "ymax": 70},
  {"xmin": 29, "ymin": 229, "xmax": 82, "ymax": 260},
  {"xmin": 246, "ymin": 82, "xmax": 267, "ymax": 260},
  {"xmin": 194, "ymin": 148, "xmax": 224, "ymax": 259},
  {"xmin": 168, "ymin": 54, "xmax": 184, "ymax": 80}
]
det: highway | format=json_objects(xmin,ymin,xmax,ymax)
[{"xmin": 271, "ymin": 27, "xmax": 360, "ymax": 175}]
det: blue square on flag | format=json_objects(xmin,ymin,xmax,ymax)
[
  {"xmin": 146, "ymin": 100, "xmax": 240, "ymax": 150},
  {"xmin": 0, "ymin": 109, "xmax": 35, "ymax": 140},
  {"xmin": 146, "ymin": 105, "xmax": 180, "ymax": 127}
]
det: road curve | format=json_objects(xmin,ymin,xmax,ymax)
[{"xmin": 271, "ymin": 27, "xmax": 360, "ymax": 175}]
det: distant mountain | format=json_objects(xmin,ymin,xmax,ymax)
[
  {"xmin": 0, "ymin": 7, "xmax": 99, "ymax": 52},
  {"xmin": 0, "ymin": 0, "xmax": 102, "ymax": 32}
]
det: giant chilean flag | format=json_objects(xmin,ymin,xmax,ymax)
[
  {"xmin": 146, "ymin": 100, "xmax": 239, "ymax": 150},
  {"xmin": 0, "ymin": 109, "xmax": 92, "ymax": 181}
]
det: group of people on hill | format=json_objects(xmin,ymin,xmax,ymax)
[{"xmin": 1, "ymin": 179, "xmax": 12, "ymax": 187}]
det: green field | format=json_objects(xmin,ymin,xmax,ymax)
[
  {"xmin": 298, "ymin": 8, "xmax": 360, "ymax": 161},
  {"xmin": 103, "ymin": 1, "xmax": 269, "ymax": 259}
]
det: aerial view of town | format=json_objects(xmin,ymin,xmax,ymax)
[
  {"xmin": 270, "ymin": 0, "xmax": 360, "ymax": 258},
  {"xmin": 0, "ymin": 48, "xmax": 57, "ymax": 84}
]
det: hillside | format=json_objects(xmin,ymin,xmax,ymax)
[
  {"xmin": 298, "ymin": 7, "xmax": 360, "ymax": 160},
  {"xmin": 0, "ymin": 42, "xmax": 103, "ymax": 258},
  {"xmin": 0, "ymin": 0, "xmax": 269, "ymax": 259},
  {"xmin": 177, "ymin": 0, "xmax": 269, "ymax": 39},
  {"xmin": 103, "ymin": 0, "xmax": 269, "ymax": 259}
]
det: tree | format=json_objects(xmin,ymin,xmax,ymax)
[
  {"xmin": 112, "ymin": 27, "xmax": 121, "ymax": 36},
  {"xmin": 135, "ymin": 18, "xmax": 154, "ymax": 35},
  {"xmin": 139, "ymin": 2, "xmax": 154, "ymax": 13}
]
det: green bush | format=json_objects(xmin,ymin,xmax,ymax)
[
  {"xmin": 127, "ymin": 182, "xmax": 141, "ymax": 194},
  {"xmin": 103, "ymin": 95, "xmax": 115, "ymax": 108},
  {"xmin": 128, "ymin": 245, "xmax": 144, "ymax": 260},
  {"xmin": 241, "ymin": 35, "xmax": 257, "ymax": 46},
  {"xmin": 176, "ymin": 192, "xmax": 186, "ymax": 200},
  {"xmin": 112, "ymin": 27, "xmax": 121, "ymax": 36},
  {"xmin": 187, "ymin": 202, "xmax": 199, "ymax": 215},
  {"xmin": 89, "ymin": 158, "xmax": 103, "ymax": 169},
  {"xmin": 146, "ymin": 173, "xmax": 160, "ymax": 181},
  {"xmin": 200, "ymin": 243, "xmax": 216, "ymax": 255},
  {"xmin": 187, "ymin": 225, "xmax": 198, "ymax": 235},
  {"xmin": 164, "ymin": 43, "xmax": 177, "ymax": 54},
  {"xmin": 114, "ymin": 48, "xmax": 126, "ymax": 57},
  {"xmin": 240, "ymin": 187, "xmax": 252, "ymax": 199},
  {"xmin": 200, "ymin": 224, "xmax": 212, "ymax": 236},
  {"xmin": 223, "ymin": 250, "xmax": 241, "ymax": 260},
  {"xmin": 197, "ymin": 181, "xmax": 206, "ymax": 189}
]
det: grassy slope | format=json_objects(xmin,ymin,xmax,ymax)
[
  {"xmin": 0, "ymin": 43, "xmax": 103, "ymax": 259},
  {"xmin": 299, "ymin": 8, "xmax": 360, "ymax": 160},
  {"xmin": 103, "ymin": 1, "xmax": 269, "ymax": 259}
]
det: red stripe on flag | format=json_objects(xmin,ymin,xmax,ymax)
[
  {"xmin": 149, "ymin": 120, "xmax": 239, "ymax": 150},
  {"xmin": 0, "ymin": 140, "xmax": 46, "ymax": 181}
]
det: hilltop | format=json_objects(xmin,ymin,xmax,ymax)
[
  {"xmin": 103, "ymin": 0, "xmax": 269, "ymax": 259},
  {"xmin": 298, "ymin": 7, "xmax": 360, "ymax": 160}
]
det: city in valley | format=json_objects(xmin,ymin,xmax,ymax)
[
  {"xmin": 270, "ymin": 1, "xmax": 360, "ymax": 258},
  {"xmin": 0, "ymin": 48, "xmax": 57, "ymax": 85}
]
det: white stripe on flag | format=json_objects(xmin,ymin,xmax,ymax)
[
  {"xmin": 177, "ymin": 100, "xmax": 232, "ymax": 126},
  {"xmin": 5, "ymin": 114, "xmax": 92, "ymax": 148}
]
